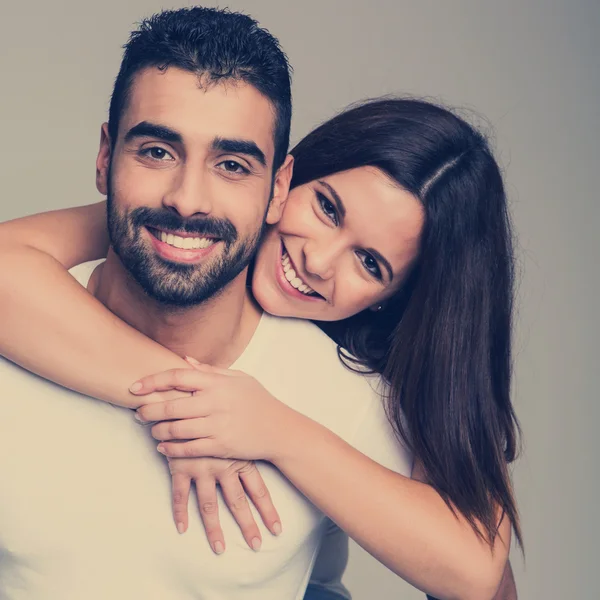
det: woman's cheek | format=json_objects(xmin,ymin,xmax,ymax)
[
  {"xmin": 279, "ymin": 194, "xmax": 314, "ymax": 234},
  {"xmin": 336, "ymin": 286, "xmax": 376, "ymax": 320}
]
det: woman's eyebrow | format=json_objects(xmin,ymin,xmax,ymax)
[{"xmin": 317, "ymin": 180, "xmax": 346, "ymax": 218}]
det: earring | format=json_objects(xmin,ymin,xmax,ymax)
[{"xmin": 376, "ymin": 305, "xmax": 383, "ymax": 312}]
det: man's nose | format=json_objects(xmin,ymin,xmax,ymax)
[{"xmin": 162, "ymin": 165, "xmax": 212, "ymax": 217}]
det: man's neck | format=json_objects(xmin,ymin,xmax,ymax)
[{"xmin": 88, "ymin": 250, "xmax": 262, "ymax": 368}]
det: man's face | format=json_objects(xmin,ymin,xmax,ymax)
[{"xmin": 97, "ymin": 67, "xmax": 281, "ymax": 307}]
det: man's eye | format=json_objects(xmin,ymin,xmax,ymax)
[
  {"xmin": 218, "ymin": 160, "xmax": 249, "ymax": 175},
  {"xmin": 142, "ymin": 147, "xmax": 174, "ymax": 161}
]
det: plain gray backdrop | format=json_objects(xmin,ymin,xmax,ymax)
[{"xmin": 0, "ymin": 1, "xmax": 598, "ymax": 598}]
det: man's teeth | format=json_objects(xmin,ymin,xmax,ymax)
[
  {"xmin": 159, "ymin": 231, "xmax": 216, "ymax": 250},
  {"xmin": 281, "ymin": 251, "xmax": 317, "ymax": 296}
]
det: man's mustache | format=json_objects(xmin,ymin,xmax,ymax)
[{"xmin": 130, "ymin": 207, "xmax": 238, "ymax": 244}]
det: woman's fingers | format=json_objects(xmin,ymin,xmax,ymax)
[
  {"xmin": 170, "ymin": 472, "xmax": 191, "ymax": 534},
  {"xmin": 193, "ymin": 475, "xmax": 226, "ymax": 555},
  {"xmin": 218, "ymin": 472, "xmax": 262, "ymax": 551},
  {"xmin": 151, "ymin": 417, "xmax": 211, "ymax": 441},
  {"xmin": 238, "ymin": 464, "xmax": 282, "ymax": 537},
  {"xmin": 136, "ymin": 397, "xmax": 213, "ymax": 423},
  {"xmin": 157, "ymin": 438, "xmax": 218, "ymax": 459},
  {"xmin": 130, "ymin": 368, "xmax": 215, "ymax": 395}
]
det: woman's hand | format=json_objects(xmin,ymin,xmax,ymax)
[
  {"xmin": 168, "ymin": 456, "xmax": 282, "ymax": 554},
  {"xmin": 131, "ymin": 360, "xmax": 296, "ymax": 462}
]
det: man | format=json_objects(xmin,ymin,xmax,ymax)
[{"xmin": 0, "ymin": 7, "xmax": 408, "ymax": 599}]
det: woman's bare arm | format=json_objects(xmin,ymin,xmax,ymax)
[
  {"xmin": 0, "ymin": 203, "xmax": 189, "ymax": 406},
  {"xmin": 273, "ymin": 415, "xmax": 512, "ymax": 600},
  {"xmin": 0, "ymin": 202, "xmax": 110, "ymax": 268}
]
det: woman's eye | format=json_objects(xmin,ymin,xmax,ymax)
[
  {"xmin": 142, "ymin": 147, "xmax": 174, "ymax": 161},
  {"xmin": 358, "ymin": 251, "xmax": 382, "ymax": 279},
  {"xmin": 218, "ymin": 160, "xmax": 249, "ymax": 175},
  {"xmin": 317, "ymin": 192, "xmax": 338, "ymax": 225}
]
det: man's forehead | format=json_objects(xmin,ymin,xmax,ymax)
[{"xmin": 121, "ymin": 67, "xmax": 276, "ymax": 159}]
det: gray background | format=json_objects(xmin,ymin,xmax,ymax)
[{"xmin": 1, "ymin": 1, "xmax": 598, "ymax": 598}]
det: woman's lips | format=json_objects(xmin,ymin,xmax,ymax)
[{"xmin": 275, "ymin": 240, "xmax": 323, "ymax": 302}]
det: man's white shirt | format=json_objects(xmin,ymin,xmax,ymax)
[{"xmin": 0, "ymin": 260, "xmax": 412, "ymax": 599}]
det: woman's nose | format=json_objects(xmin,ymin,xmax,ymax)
[{"xmin": 303, "ymin": 239, "xmax": 343, "ymax": 280}]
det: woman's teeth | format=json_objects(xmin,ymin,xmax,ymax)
[
  {"xmin": 281, "ymin": 251, "xmax": 317, "ymax": 296},
  {"xmin": 158, "ymin": 231, "xmax": 216, "ymax": 250}
]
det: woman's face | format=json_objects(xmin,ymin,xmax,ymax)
[{"xmin": 252, "ymin": 166, "xmax": 425, "ymax": 321}]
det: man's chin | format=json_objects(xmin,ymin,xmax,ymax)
[{"xmin": 126, "ymin": 263, "xmax": 234, "ymax": 308}]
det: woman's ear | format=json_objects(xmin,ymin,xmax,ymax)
[
  {"xmin": 266, "ymin": 154, "xmax": 294, "ymax": 225},
  {"xmin": 96, "ymin": 123, "xmax": 112, "ymax": 195},
  {"xmin": 369, "ymin": 302, "xmax": 386, "ymax": 313}
]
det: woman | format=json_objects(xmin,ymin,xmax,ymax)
[{"xmin": 0, "ymin": 98, "xmax": 521, "ymax": 600}]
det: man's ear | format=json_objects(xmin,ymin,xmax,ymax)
[
  {"xmin": 266, "ymin": 154, "xmax": 294, "ymax": 225},
  {"xmin": 96, "ymin": 123, "xmax": 112, "ymax": 195}
]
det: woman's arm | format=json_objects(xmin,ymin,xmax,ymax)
[
  {"xmin": 0, "ymin": 204, "xmax": 189, "ymax": 406},
  {"xmin": 0, "ymin": 202, "xmax": 110, "ymax": 268},
  {"xmin": 134, "ymin": 367, "xmax": 512, "ymax": 600},
  {"xmin": 273, "ymin": 414, "xmax": 511, "ymax": 600}
]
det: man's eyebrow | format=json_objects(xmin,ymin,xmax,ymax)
[
  {"xmin": 317, "ymin": 180, "xmax": 346, "ymax": 219},
  {"xmin": 124, "ymin": 121, "xmax": 183, "ymax": 144},
  {"xmin": 318, "ymin": 179, "xmax": 393, "ymax": 282},
  {"xmin": 211, "ymin": 137, "xmax": 267, "ymax": 167}
]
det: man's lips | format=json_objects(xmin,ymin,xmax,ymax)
[
  {"xmin": 147, "ymin": 226, "xmax": 220, "ymax": 240},
  {"xmin": 145, "ymin": 227, "xmax": 221, "ymax": 264}
]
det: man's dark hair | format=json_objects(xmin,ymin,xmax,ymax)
[{"xmin": 107, "ymin": 7, "xmax": 292, "ymax": 171}]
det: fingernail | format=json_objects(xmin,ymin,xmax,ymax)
[
  {"xmin": 130, "ymin": 382, "xmax": 142, "ymax": 393},
  {"xmin": 177, "ymin": 522, "xmax": 185, "ymax": 534},
  {"xmin": 272, "ymin": 522, "xmax": 282, "ymax": 536},
  {"xmin": 157, "ymin": 444, "xmax": 166, "ymax": 454},
  {"xmin": 213, "ymin": 541, "xmax": 225, "ymax": 554},
  {"xmin": 251, "ymin": 537, "xmax": 261, "ymax": 551},
  {"xmin": 133, "ymin": 412, "xmax": 143, "ymax": 422},
  {"xmin": 184, "ymin": 355, "xmax": 201, "ymax": 366}
]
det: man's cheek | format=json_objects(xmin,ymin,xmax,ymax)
[{"xmin": 115, "ymin": 174, "xmax": 164, "ymax": 207}]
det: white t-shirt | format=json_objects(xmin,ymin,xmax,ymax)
[{"xmin": 0, "ymin": 261, "xmax": 412, "ymax": 599}]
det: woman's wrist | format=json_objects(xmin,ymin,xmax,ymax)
[{"xmin": 267, "ymin": 405, "xmax": 324, "ymax": 467}]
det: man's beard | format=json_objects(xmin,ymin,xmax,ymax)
[{"xmin": 106, "ymin": 188, "xmax": 266, "ymax": 308}]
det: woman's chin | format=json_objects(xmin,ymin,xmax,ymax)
[{"xmin": 252, "ymin": 282, "xmax": 291, "ymax": 318}]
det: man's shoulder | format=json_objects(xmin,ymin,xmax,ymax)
[
  {"xmin": 249, "ymin": 313, "xmax": 380, "ymax": 398},
  {"xmin": 0, "ymin": 355, "xmax": 100, "ymax": 422},
  {"xmin": 257, "ymin": 314, "xmax": 365, "ymax": 374},
  {"xmin": 246, "ymin": 314, "xmax": 389, "ymax": 447}
]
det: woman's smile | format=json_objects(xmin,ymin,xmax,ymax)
[{"xmin": 274, "ymin": 238, "xmax": 325, "ymax": 302}]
